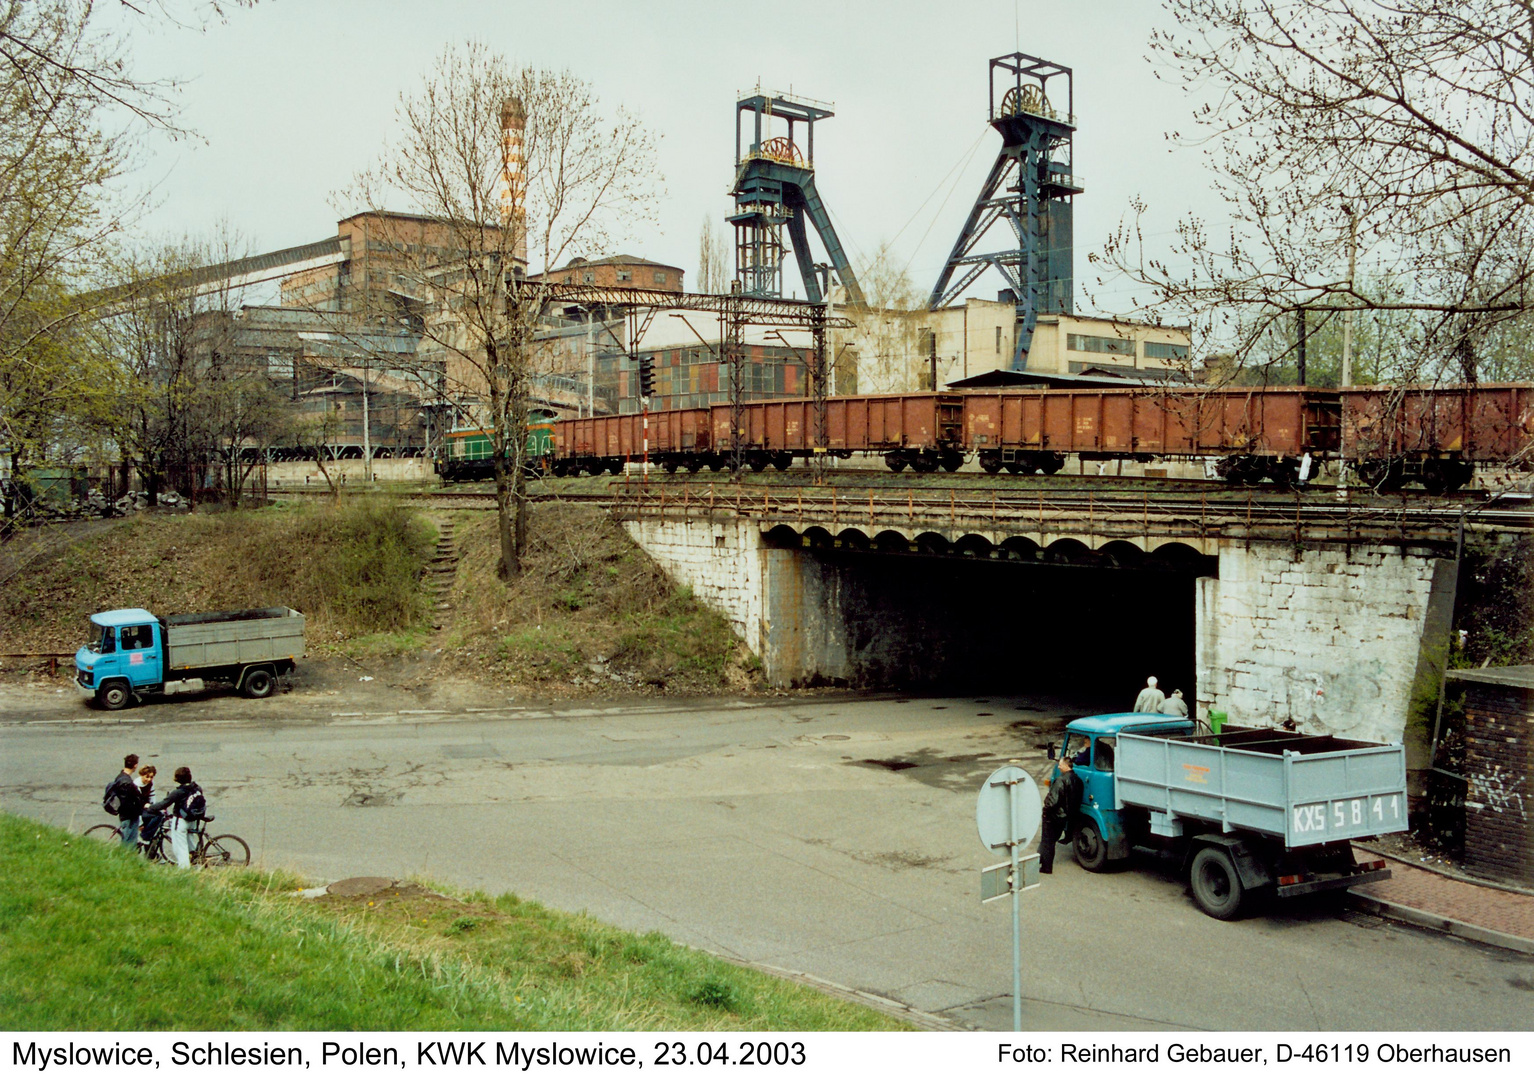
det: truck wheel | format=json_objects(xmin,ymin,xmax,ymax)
[
  {"xmin": 241, "ymin": 668, "xmax": 275, "ymax": 699},
  {"xmin": 1073, "ymin": 821, "xmax": 1110, "ymax": 872},
  {"xmin": 96, "ymin": 680, "xmax": 132, "ymax": 711},
  {"xmin": 1190, "ymin": 846, "xmax": 1247, "ymax": 920}
]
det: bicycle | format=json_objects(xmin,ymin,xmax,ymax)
[{"xmin": 85, "ymin": 816, "xmax": 250, "ymax": 867}]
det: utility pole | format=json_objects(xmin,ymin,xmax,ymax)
[
  {"xmin": 361, "ymin": 355, "xmax": 373, "ymax": 483},
  {"xmin": 1340, "ymin": 204, "xmax": 1357, "ymax": 387},
  {"xmin": 1296, "ymin": 308, "xmax": 1308, "ymax": 386},
  {"xmin": 586, "ymin": 309, "xmax": 596, "ymax": 417}
]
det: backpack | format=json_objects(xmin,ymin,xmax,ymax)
[
  {"xmin": 102, "ymin": 777, "xmax": 123, "ymax": 817},
  {"xmin": 182, "ymin": 784, "xmax": 206, "ymax": 821}
]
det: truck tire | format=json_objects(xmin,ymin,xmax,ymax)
[
  {"xmin": 96, "ymin": 680, "xmax": 132, "ymax": 711},
  {"xmin": 1190, "ymin": 846, "xmax": 1247, "ymax": 920},
  {"xmin": 1073, "ymin": 821, "xmax": 1110, "ymax": 872},
  {"xmin": 240, "ymin": 668, "xmax": 275, "ymax": 699}
]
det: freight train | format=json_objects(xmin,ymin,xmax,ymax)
[
  {"xmin": 439, "ymin": 385, "xmax": 1533, "ymax": 493},
  {"xmin": 545, "ymin": 384, "xmax": 1533, "ymax": 492}
]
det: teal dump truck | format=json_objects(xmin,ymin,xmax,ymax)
[
  {"xmin": 75, "ymin": 607, "xmax": 305, "ymax": 709},
  {"xmin": 1048, "ymin": 713, "xmax": 1404, "ymax": 919}
]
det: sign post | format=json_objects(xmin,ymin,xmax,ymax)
[{"xmin": 976, "ymin": 763, "xmax": 1042, "ymax": 1032}]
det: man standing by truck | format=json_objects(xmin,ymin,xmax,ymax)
[{"xmin": 1038, "ymin": 755, "xmax": 1081, "ymax": 874}]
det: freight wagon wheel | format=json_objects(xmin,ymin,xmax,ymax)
[
  {"xmin": 686, "ymin": 459, "xmax": 704, "ymax": 473},
  {"xmin": 1190, "ymin": 846, "xmax": 1246, "ymax": 920},
  {"xmin": 773, "ymin": 453, "xmax": 794, "ymax": 471},
  {"xmin": 1039, "ymin": 454, "xmax": 1064, "ymax": 475},
  {"xmin": 663, "ymin": 460, "xmax": 679, "ymax": 474},
  {"xmin": 1073, "ymin": 821, "xmax": 1110, "ymax": 872},
  {"xmin": 940, "ymin": 451, "xmax": 965, "ymax": 472},
  {"xmin": 979, "ymin": 452, "xmax": 1003, "ymax": 475},
  {"xmin": 884, "ymin": 452, "xmax": 907, "ymax": 473},
  {"xmin": 96, "ymin": 680, "xmax": 132, "ymax": 711}
]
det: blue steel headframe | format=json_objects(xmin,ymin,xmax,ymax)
[
  {"xmin": 729, "ymin": 90, "xmax": 865, "ymax": 305},
  {"xmin": 928, "ymin": 53, "xmax": 1081, "ymax": 369}
]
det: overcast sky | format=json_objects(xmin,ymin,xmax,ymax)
[{"xmin": 120, "ymin": 0, "xmax": 1217, "ymax": 314}]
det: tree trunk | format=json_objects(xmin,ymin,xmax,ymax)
[{"xmin": 494, "ymin": 453, "xmax": 519, "ymax": 581}]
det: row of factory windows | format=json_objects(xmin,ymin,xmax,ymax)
[{"xmin": 1066, "ymin": 333, "xmax": 1190, "ymax": 361}]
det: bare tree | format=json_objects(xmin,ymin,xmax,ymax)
[
  {"xmin": 835, "ymin": 240, "xmax": 925, "ymax": 392},
  {"xmin": 348, "ymin": 42, "xmax": 659, "ymax": 580},
  {"xmin": 697, "ymin": 215, "xmax": 729, "ymax": 294},
  {"xmin": 1, "ymin": 1, "xmax": 256, "ymax": 476},
  {"xmin": 1096, "ymin": 0, "xmax": 1534, "ymax": 383}
]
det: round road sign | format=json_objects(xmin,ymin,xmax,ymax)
[{"xmin": 976, "ymin": 765, "xmax": 1043, "ymax": 855}]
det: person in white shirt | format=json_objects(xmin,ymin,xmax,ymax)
[
  {"xmin": 1161, "ymin": 689, "xmax": 1189, "ymax": 716},
  {"xmin": 1133, "ymin": 676, "xmax": 1165, "ymax": 714}
]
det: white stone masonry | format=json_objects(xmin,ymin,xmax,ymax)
[{"xmin": 1197, "ymin": 544, "xmax": 1448, "ymax": 744}]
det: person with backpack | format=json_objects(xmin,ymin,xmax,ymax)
[
  {"xmin": 145, "ymin": 766, "xmax": 205, "ymax": 868},
  {"xmin": 135, "ymin": 765, "xmax": 161, "ymax": 851},
  {"xmin": 103, "ymin": 754, "xmax": 145, "ymax": 848}
]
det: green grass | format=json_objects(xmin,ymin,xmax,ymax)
[{"xmin": 0, "ymin": 813, "xmax": 903, "ymax": 1031}]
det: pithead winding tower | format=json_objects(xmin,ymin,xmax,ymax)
[{"xmin": 929, "ymin": 53, "xmax": 1082, "ymax": 369}]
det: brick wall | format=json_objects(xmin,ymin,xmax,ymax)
[{"xmin": 1457, "ymin": 672, "xmax": 1534, "ymax": 885}]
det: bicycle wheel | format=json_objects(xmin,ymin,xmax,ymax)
[
  {"xmin": 84, "ymin": 823, "xmax": 122, "ymax": 842},
  {"xmin": 198, "ymin": 834, "xmax": 250, "ymax": 868}
]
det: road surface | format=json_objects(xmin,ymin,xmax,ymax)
[{"xmin": 1, "ymin": 685, "xmax": 1529, "ymax": 1030}]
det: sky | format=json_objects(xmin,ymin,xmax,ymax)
[{"xmin": 117, "ymin": 0, "xmax": 1218, "ymax": 315}]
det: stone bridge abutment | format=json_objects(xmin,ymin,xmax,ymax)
[{"xmin": 621, "ymin": 494, "xmax": 1458, "ymax": 751}]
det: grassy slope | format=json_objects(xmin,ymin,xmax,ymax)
[
  {"xmin": 440, "ymin": 503, "xmax": 758, "ymax": 694},
  {"xmin": 0, "ymin": 500, "xmax": 434, "ymax": 657},
  {"xmin": 0, "ymin": 813, "xmax": 900, "ymax": 1031}
]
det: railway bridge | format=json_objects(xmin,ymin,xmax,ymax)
[{"xmin": 614, "ymin": 479, "xmax": 1533, "ymax": 758}]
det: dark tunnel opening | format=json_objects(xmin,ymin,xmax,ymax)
[{"xmin": 775, "ymin": 540, "xmax": 1215, "ymax": 712}]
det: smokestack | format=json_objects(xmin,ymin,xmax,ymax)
[{"xmin": 498, "ymin": 96, "xmax": 526, "ymax": 228}]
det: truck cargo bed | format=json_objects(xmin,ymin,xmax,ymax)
[
  {"xmin": 1117, "ymin": 725, "xmax": 1408, "ymax": 848},
  {"xmin": 165, "ymin": 606, "xmax": 305, "ymax": 671}
]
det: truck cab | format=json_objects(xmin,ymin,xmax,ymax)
[
  {"xmin": 1048, "ymin": 713, "xmax": 1195, "ymax": 870},
  {"xmin": 75, "ymin": 609, "xmax": 165, "ymax": 709}
]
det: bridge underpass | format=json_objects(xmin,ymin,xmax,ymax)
[
  {"xmin": 613, "ymin": 481, "xmax": 1534, "ymax": 762},
  {"xmin": 750, "ymin": 527, "xmax": 1212, "ymax": 710}
]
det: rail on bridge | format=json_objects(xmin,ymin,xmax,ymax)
[{"xmin": 608, "ymin": 479, "xmax": 1533, "ymax": 554}]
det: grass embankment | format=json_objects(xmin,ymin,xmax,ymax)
[
  {"xmin": 0, "ymin": 813, "xmax": 900, "ymax": 1031},
  {"xmin": 0, "ymin": 499, "xmax": 433, "ymax": 660},
  {"xmin": 441, "ymin": 503, "xmax": 757, "ymax": 694}
]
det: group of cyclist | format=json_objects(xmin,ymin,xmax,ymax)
[{"xmin": 103, "ymin": 753, "xmax": 206, "ymax": 868}]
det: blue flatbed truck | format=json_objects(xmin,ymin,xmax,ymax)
[
  {"xmin": 1048, "ymin": 713, "xmax": 1405, "ymax": 919},
  {"xmin": 75, "ymin": 607, "xmax": 305, "ymax": 709}
]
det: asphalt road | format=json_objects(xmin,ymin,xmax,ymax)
[{"xmin": 2, "ymin": 685, "xmax": 1530, "ymax": 1031}]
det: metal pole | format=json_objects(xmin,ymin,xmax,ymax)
[
  {"xmin": 1341, "ymin": 204, "xmax": 1357, "ymax": 388},
  {"xmin": 1428, "ymin": 510, "xmax": 1466, "ymax": 769},
  {"xmin": 361, "ymin": 356, "xmax": 372, "ymax": 483},
  {"xmin": 1296, "ymin": 308, "xmax": 1307, "ymax": 387},
  {"xmin": 1009, "ymin": 785, "xmax": 1022, "ymax": 1032}
]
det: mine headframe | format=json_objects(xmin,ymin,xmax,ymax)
[
  {"xmin": 928, "ymin": 53, "xmax": 1083, "ymax": 369},
  {"xmin": 728, "ymin": 88, "xmax": 865, "ymax": 306}
]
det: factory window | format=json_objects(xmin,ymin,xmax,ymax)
[
  {"xmin": 1144, "ymin": 341, "xmax": 1190, "ymax": 360},
  {"xmin": 1067, "ymin": 333, "xmax": 1134, "ymax": 356},
  {"xmin": 654, "ymin": 271, "xmax": 667, "ymax": 285},
  {"xmin": 995, "ymin": 327, "xmax": 1001, "ymax": 355},
  {"xmin": 616, "ymin": 269, "xmax": 632, "ymax": 282},
  {"xmin": 582, "ymin": 271, "xmax": 595, "ymax": 284}
]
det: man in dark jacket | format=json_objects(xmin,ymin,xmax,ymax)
[
  {"xmin": 106, "ymin": 754, "xmax": 144, "ymax": 848},
  {"xmin": 146, "ymin": 766, "xmax": 202, "ymax": 868},
  {"xmin": 1038, "ymin": 755, "xmax": 1082, "ymax": 874}
]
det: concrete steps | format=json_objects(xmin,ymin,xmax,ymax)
[{"xmin": 424, "ymin": 520, "xmax": 459, "ymax": 628}]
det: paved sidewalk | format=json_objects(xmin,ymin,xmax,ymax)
[{"xmin": 1351, "ymin": 849, "xmax": 1534, "ymax": 955}]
